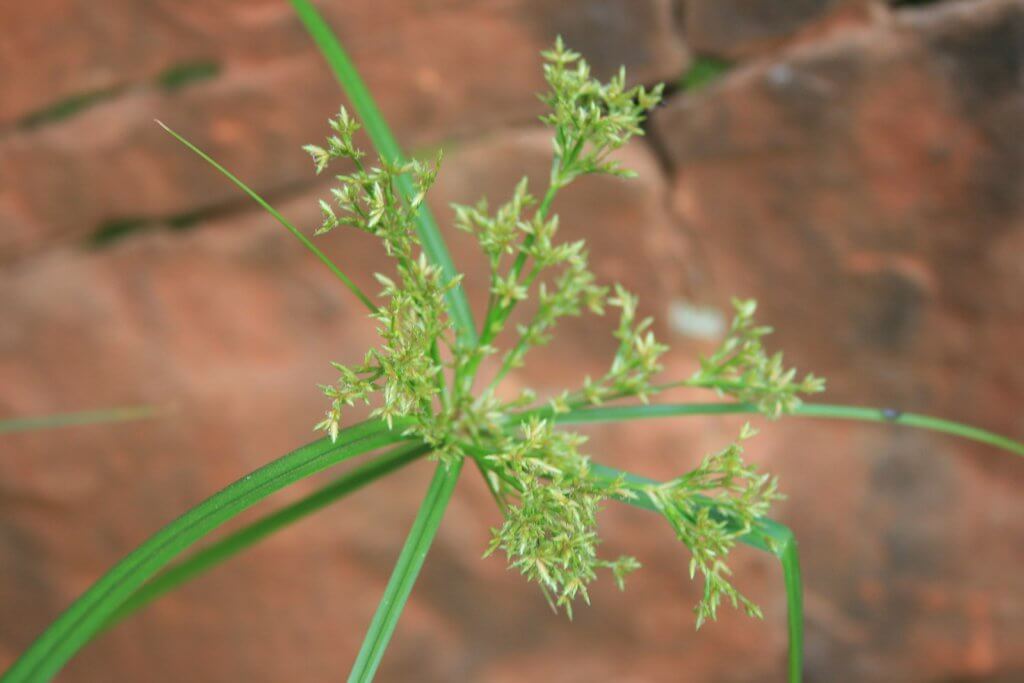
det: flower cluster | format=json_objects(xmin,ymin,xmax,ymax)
[
  {"xmin": 642, "ymin": 423, "xmax": 781, "ymax": 627},
  {"xmin": 306, "ymin": 110, "xmax": 455, "ymax": 456},
  {"xmin": 482, "ymin": 418, "xmax": 640, "ymax": 616},
  {"xmin": 540, "ymin": 36, "xmax": 664, "ymax": 184},
  {"xmin": 307, "ymin": 40, "xmax": 822, "ymax": 625},
  {"xmin": 304, "ymin": 110, "xmax": 440, "ymax": 259},
  {"xmin": 690, "ymin": 299, "xmax": 825, "ymax": 417}
]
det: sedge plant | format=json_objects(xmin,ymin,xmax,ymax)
[{"xmin": 4, "ymin": 3, "xmax": 1023, "ymax": 683}]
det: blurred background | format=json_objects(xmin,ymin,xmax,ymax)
[{"xmin": 2, "ymin": 0, "xmax": 1023, "ymax": 680}]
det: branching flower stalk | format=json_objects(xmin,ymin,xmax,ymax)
[{"xmin": 305, "ymin": 38, "xmax": 824, "ymax": 624}]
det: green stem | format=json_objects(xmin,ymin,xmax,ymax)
[
  {"xmin": 349, "ymin": 459, "xmax": 463, "ymax": 682},
  {"xmin": 460, "ymin": 157, "xmax": 563, "ymax": 398},
  {"xmin": 545, "ymin": 402, "xmax": 1024, "ymax": 457},
  {"xmin": 482, "ymin": 340, "xmax": 528, "ymax": 397},
  {"xmin": 779, "ymin": 534, "xmax": 804, "ymax": 683},
  {"xmin": 478, "ymin": 158, "xmax": 561, "ymax": 347},
  {"xmin": 505, "ymin": 167, "xmax": 560, "ymax": 288},
  {"xmin": 794, "ymin": 403, "xmax": 1024, "ymax": 456}
]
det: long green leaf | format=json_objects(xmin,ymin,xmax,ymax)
[
  {"xmin": 289, "ymin": 0, "xmax": 477, "ymax": 347},
  {"xmin": 101, "ymin": 442, "xmax": 431, "ymax": 632},
  {"xmin": 157, "ymin": 121, "xmax": 377, "ymax": 314},
  {"xmin": 590, "ymin": 463, "xmax": 803, "ymax": 683},
  {"xmin": 794, "ymin": 403, "xmax": 1024, "ymax": 456},
  {"xmin": 0, "ymin": 405, "xmax": 160, "ymax": 435},
  {"xmin": 348, "ymin": 459, "xmax": 463, "ymax": 682},
  {"xmin": 0, "ymin": 418, "xmax": 413, "ymax": 683},
  {"xmin": 288, "ymin": 11, "xmax": 481, "ymax": 680},
  {"xmin": 555, "ymin": 402, "xmax": 1024, "ymax": 457}
]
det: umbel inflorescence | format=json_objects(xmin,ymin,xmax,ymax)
[{"xmin": 303, "ymin": 38, "xmax": 824, "ymax": 624}]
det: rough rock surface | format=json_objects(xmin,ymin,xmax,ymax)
[
  {"xmin": 676, "ymin": 0, "xmax": 881, "ymax": 59},
  {"xmin": 655, "ymin": 0, "xmax": 1024, "ymax": 447},
  {"xmin": 0, "ymin": 0, "xmax": 686, "ymax": 260}
]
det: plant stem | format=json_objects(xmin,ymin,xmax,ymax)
[
  {"xmin": 551, "ymin": 402, "xmax": 1024, "ymax": 457},
  {"xmin": 479, "ymin": 157, "xmax": 561, "ymax": 346},
  {"xmin": 349, "ymin": 459, "xmax": 463, "ymax": 682},
  {"xmin": 794, "ymin": 403, "xmax": 1024, "ymax": 456},
  {"xmin": 778, "ymin": 533, "xmax": 804, "ymax": 683},
  {"xmin": 460, "ymin": 157, "xmax": 563, "ymax": 399}
]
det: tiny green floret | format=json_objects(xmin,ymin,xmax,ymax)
[{"xmin": 307, "ymin": 40, "xmax": 822, "ymax": 623}]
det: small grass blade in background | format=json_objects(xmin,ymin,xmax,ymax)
[
  {"xmin": 0, "ymin": 405, "xmax": 160, "ymax": 435},
  {"xmin": 349, "ymin": 460, "xmax": 463, "ymax": 682},
  {"xmin": 102, "ymin": 442, "xmax": 432, "ymax": 632},
  {"xmin": 289, "ymin": 0, "xmax": 477, "ymax": 346},
  {"xmin": 157, "ymin": 121, "xmax": 377, "ymax": 314},
  {"xmin": 0, "ymin": 418, "xmax": 413, "ymax": 683}
]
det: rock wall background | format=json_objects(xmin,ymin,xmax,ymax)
[{"xmin": 2, "ymin": 0, "xmax": 1023, "ymax": 681}]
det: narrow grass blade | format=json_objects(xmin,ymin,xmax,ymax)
[
  {"xmin": 0, "ymin": 405, "xmax": 160, "ymax": 435},
  {"xmin": 349, "ymin": 459, "xmax": 463, "ymax": 682},
  {"xmin": 289, "ymin": 0, "xmax": 477, "ymax": 346},
  {"xmin": 287, "ymin": 9, "xmax": 489, "ymax": 638},
  {"xmin": 555, "ymin": 402, "xmax": 1024, "ymax": 458},
  {"xmin": 590, "ymin": 463, "xmax": 803, "ymax": 682},
  {"xmin": 101, "ymin": 442, "xmax": 431, "ymax": 632},
  {"xmin": 0, "ymin": 418, "xmax": 414, "ymax": 683},
  {"xmin": 157, "ymin": 121, "xmax": 377, "ymax": 314}
]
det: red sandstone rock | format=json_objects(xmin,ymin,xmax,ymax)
[
  {"xmin": 0, "ymin": 0, "xmax": 686, "ymax": 260},
  {"xmin": 655, "ymin": 0, "xmax": 1024, "ymax": 442},
  {"xmin": 677, "ymin": 0, "xmax": 881, "ymax": 60}
]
